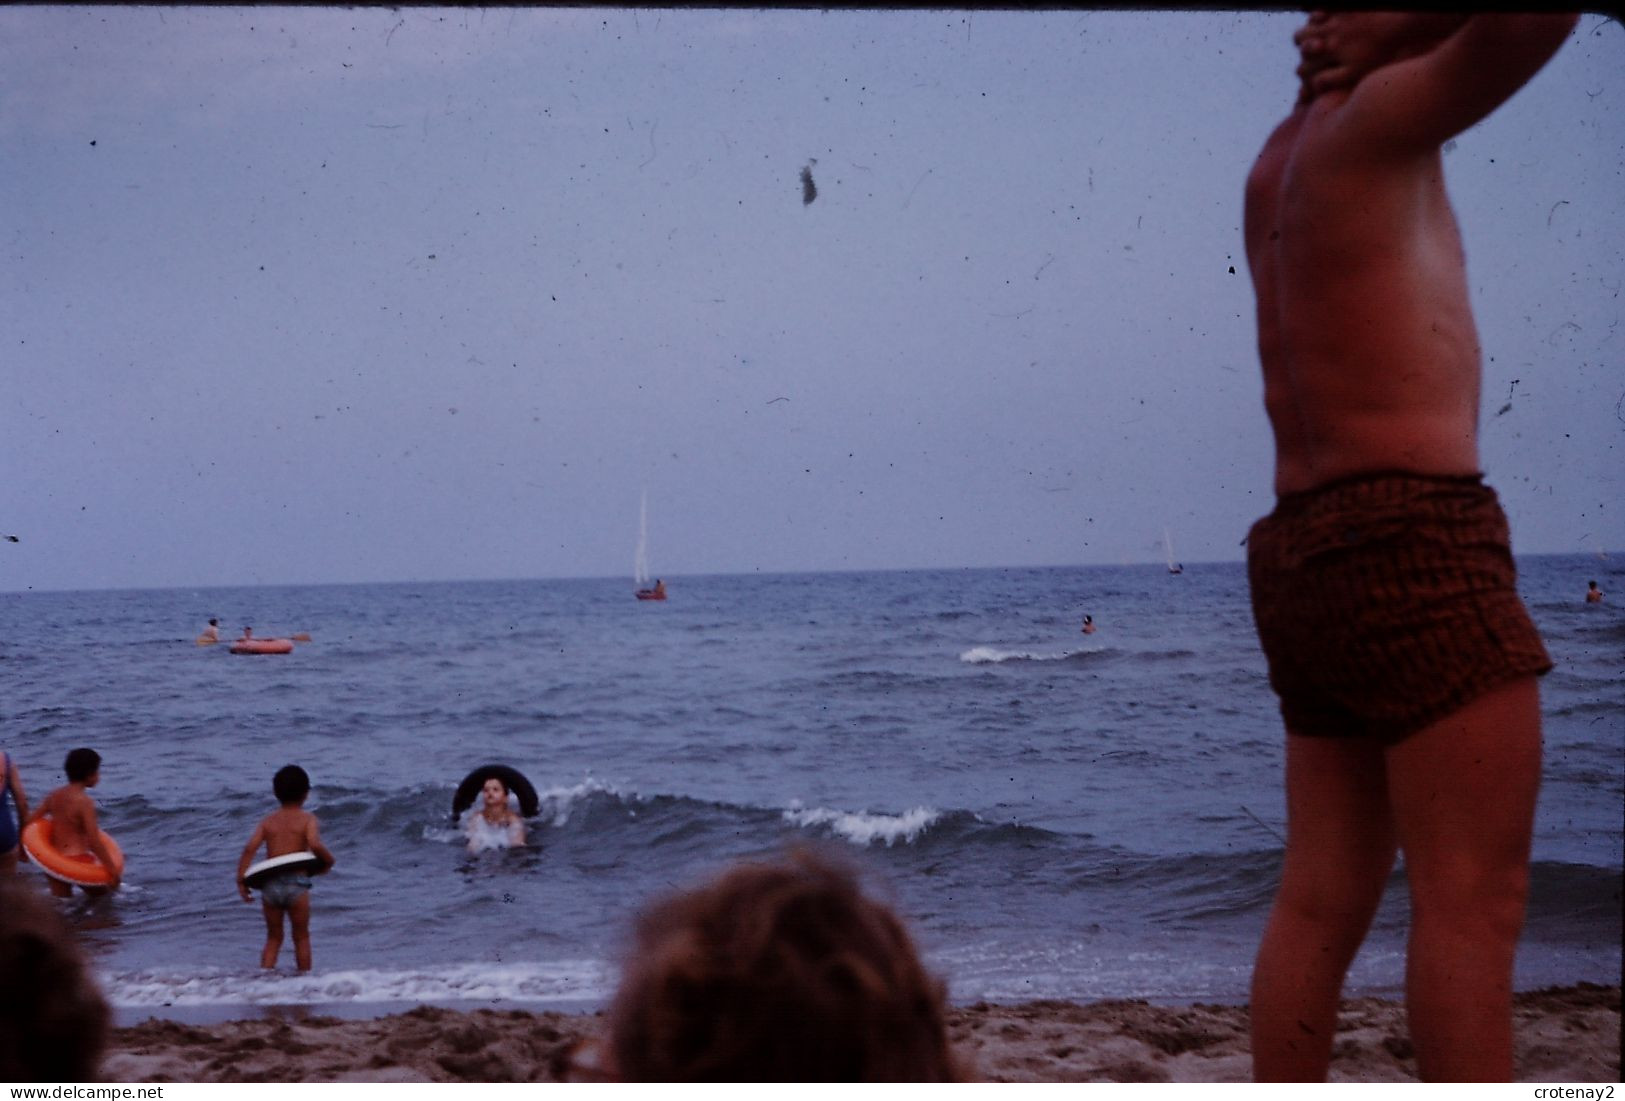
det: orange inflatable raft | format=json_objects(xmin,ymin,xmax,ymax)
[
  {"xmin": 230, "ymin": 638, "xmax": 294, "ymax": 655},
  {"xmin": 21, "ymin": 819, "xmax": 124, "ymax": 888}
]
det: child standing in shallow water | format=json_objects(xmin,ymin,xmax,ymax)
[
  {"xmin": 27, "ymin": 748, "xmax": 122, "ymax": 897},
  {"xmin": 236, "ymin": 765, "xmax": 334, "ymax": 971}
]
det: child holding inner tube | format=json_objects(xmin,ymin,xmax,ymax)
[
  {"xmin": 236, "ymin": 764, "xmax": 335, "ymax": 971},
  {"xmin": 26, "ymin": 748, "xmax": 121, "ymax": 897}
]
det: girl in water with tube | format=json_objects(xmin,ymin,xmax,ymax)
[{"xmin": 465, "ymin": 775, "xmax": 526, "ymax": 852}]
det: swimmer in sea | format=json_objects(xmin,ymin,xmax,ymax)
[
  {"xmin": 1585, "ymin": 580, "xmax": 1603, "ymax": 604},
  {"xmin": 1081, "ymin": 615, "xmax": 1096, "ymax": 635},
  {"xmin": 466, "ymin": 775, "xmax": 527, "ymax": 852}
]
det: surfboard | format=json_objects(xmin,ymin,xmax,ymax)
[{"xmin": 244, "ymin": 851, "xmax": 324, "ymax": 889}]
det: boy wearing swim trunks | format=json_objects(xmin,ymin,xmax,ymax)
[
  {"xmin": 1241, "ymin": 12, "xmax": 1576, "ymax": 1082},
  {"xmin": 27, "ymin": 748, "xmax": 122, "ymax": 897},
  {"xmin": 236, "ymin": 765, "xmax": 334, "ymax": 971}
]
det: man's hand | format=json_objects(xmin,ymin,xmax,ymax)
[
  {"xmin": 1293, "ymin": 12, "xmax": 1349, "ymax": 102},
  {"xmin": 1293, "ymin": 11, "xmax": 1468, "ymax": 101},
  {"xmin": 238, "ymin": 878, "xmax": 253, "ymax": 903}
]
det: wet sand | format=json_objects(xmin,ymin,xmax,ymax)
[{"xmin": 101, "ymin": 982, "xmax": 1618, "ymax": 1083}]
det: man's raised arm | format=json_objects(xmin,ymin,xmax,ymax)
[{"xmin": 1312, "ymin": 13, "xmax": 1577, "ymax": 153}]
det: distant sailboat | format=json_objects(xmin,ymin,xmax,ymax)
[
  {"xmin": 1162, "ymin": 527, "xmax": 1184, "ymax": 575},
  {"xmin": 634, "ymin": 489, "xmax": 667, "ymax": 601}
]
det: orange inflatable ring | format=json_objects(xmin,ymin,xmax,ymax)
[
  {"xmin": 21, "ymin": 819, "xmax": 124, "ymax": 888},
  {"xmin": 230, "ymin": 638, "xmax": 294, "ymax": 655}
]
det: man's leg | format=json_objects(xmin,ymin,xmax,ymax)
[
  {"xmin": 1251, "ymin": 733, "xmax": 1397, "ymax": 1081},
  {"xmin": 1385, "ymin": 677, "xmax": 1541, "ymax": 1082}
]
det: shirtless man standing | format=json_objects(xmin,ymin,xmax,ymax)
[{"xmin": 1241, "ymin": 12, "xmax": 1576, "ymax": 1082}]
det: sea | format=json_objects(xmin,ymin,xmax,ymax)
[{"xmin": 2, "ymin": 555, "xmax": 1619, "ymax": 1024}]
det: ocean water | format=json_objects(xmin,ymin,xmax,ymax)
[{"xmin": 1, "ymin": 556, "xmax": 1619, "ymax": 1020}]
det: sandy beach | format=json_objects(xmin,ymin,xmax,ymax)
[{"xmin": 100, "ymin": 983, "xmax": 1618, "ymax": 1083}]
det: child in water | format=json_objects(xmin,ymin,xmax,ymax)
[
  {"xmin": 465, "ymin": 775, "xmax": 526, "ymax": 852},
  {"xmin": 236, "ymin": 765, "xmax": 334, "ymax": 971},
  {"xmin": 27, "ymin": 748, "xmax": 122, "ymax": 897}
]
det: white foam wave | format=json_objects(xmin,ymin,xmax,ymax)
[
  {"xmin": 463, "ymin": 812, "xmax": 523, "ymax": 852},
  {"xmin": 101, "ymin": 959, "xmax": 614, "ymax": 1009},
  {"xmin": 958, "ymin": 645, "xmax": 1099, "ymax": 664},
  {"xmin": 534, "ymin": 776, "xmax": 622, "ymax": 827},
  {"xmin": 782, "ymin": 803, "xmax": 941, "ymax": 846}
]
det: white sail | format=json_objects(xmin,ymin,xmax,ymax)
[
  {"xmin": 634, "ymin": 489, "xmax": 651, "ymax": 587},
  {"xmin": 1162, "ymin": 527, "xmax": 1182, "ymax": 574}
]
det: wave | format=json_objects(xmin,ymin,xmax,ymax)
[
  {"xmin": 100, "ymin": 959, "xmax": 614, "ymax": 1010},
  {"xmin": 406, "ymin": 780, "xmax": 1058, "ymax": 857},
  {"xmin": 781, "ymin": 803, "xmax": 942, "ymax": 846},
  {"xmin": 534, "ymin": 786, "xmax": 1072, "ymax": 853},
  {"xmin": 1525, "ymin": 860, "xmax": 1625, "ymax": 930},
  {"xmin": 959, "ymin": 645, "xmax": 1106, "ymax": 665},
  {"xmin": 956, "ymin": 644, "xmax": 1196, "ymax": 665},
  {"xmin": 1549, "ymin": 697, "xmax": 1625, "ymax": 721}
]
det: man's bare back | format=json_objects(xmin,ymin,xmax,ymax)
[{"xmin": 1245, "ymin": 13, "xmax": 1575, "ymax": 496}]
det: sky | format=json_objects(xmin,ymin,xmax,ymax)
[{"xmin": 3, "ymin": 8, "xmax": 1621, "ymax": 593}]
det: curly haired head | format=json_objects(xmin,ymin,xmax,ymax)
[
  {"xmin": 0, "ymin": 882, "xmax": 110, "ymax": 1080},
  {"xmin": 606, "ymin": 848, "xmax": 963, "ymax": 1081}
]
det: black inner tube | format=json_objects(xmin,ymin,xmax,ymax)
[{"xmin": 452, "ymin": 764, "xmax": 540, "ymax": 820}]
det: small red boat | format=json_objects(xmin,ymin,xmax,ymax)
[
  {"xmin": 635, "ymin": 579, "xmax": 667, "ymax": 602},
  {"xmin": 230, "ymin": 637, "xmax": 295, "ymax": 655}
]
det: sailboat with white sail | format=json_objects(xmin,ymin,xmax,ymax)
[
  {"xmin": 634, "ymin": 489, "xmax": 666, "ymax": 601},
  {"xmin": 1162, "ymin": 527, "xmax": 1183, "ymax": 575}
]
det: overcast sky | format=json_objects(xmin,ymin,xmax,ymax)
[{"xmin": 3, "ymin": 8, "xmax": 1621, "ymax": 593}]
